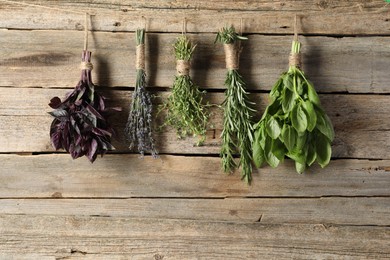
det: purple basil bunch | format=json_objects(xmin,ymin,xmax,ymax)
[{"xmin": 49, "ymin": 50, "xmax": 118, "ymax": 162}]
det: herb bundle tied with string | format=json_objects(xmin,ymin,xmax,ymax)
[
  {"xmin": 252, "ymin": 19, "xmax": 334, "ymax": 173},
  {"xmin": 216, "ymin": 25, "xmax": 254, "ymax": 183},
  {"xmin": 125, "ymin": 29, "xmax": 157, "ymax": 157},
  {"xmin": 160, "ymin": 34, "xmax": 209, "ymax": 145},
  {"xmin": 49, "ymin": 15, "xmax": 118, "ymax": 162}
]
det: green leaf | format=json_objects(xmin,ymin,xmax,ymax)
[
  {"xmin": 291, "ymin": 104, "xmax": 307, "ymax": 133},
  {"xmin": 306, "ymin": 141, "xmax": 317, "ymax": 166},
  {"xmin": 272, "ymin": 138, "xmax": 286, "ymax": 162},
  {"xmin": 316, "ymin": 133, "xmax": 332, "ymax": 168},
  {"xmin": 264, "ymin": 137, "xmax": 280, "ymax": 168},
  {"xmin": 253, "ymin": 141, "xmax": 265, "ymax": 168},
  {"xmin": 307, "ymin": 82, "xmax": 321, "ymax": 106},
  {"xmin": 287, "ymin": 151, "xmax": 306, "ymax": 165},
  {"xmin": 283, "ymin": 74, "xmax": 294, "ymax": 91},
  {"xmin": 302, "ymin": 100, "xmax": 317, "ymax": 132},
  {"xmin": 295, "ymin": 161, "xmax": 306, "ymax": 174},
  {"xmin": 315, "ymin": 108, "xmax": 335, "ymax": 141},
  {"xmin": 270, "ymin": 78, "xmax": 283, "ymax": 101},
  {"xmin": 282, "ymin": 88, "xmax": 296, "ymax": 113},
  {"xmin": 266, "ymin": 116, "xmax": 281, "ymax": 139},
  {"xmin": 281, "ymin": 125, "xmax": 297, "ymax": 152}
]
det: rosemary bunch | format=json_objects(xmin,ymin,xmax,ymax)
[
  {"xmin": 216, "ymin": 26, "xmax": 254, "ymax": 183},
  {"xmin": 252, "ymin": 39, "xmax": 334, "ymax": 173},
  {"xmin": 49, "ymin": 50, "xmax": 117, "ymax": 162},
  {"xmin": 161, "ymin": 35, "xmax": 209, "ymax": 145},
  {"xmin": 125, "ymin": 29, "xmax": 157, "ymax": 157}
]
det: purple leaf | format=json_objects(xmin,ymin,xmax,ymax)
[{"xmin": 49, "ymin": 97, "xmax": 62, "ymax": 109}]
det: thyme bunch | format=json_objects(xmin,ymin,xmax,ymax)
[
  {"xmin": 125, "ymin": 29, "xmax": 157, "ymax": 157},
  {"xmin": 216, "ymin": 26, "xmax": 254, "ymax": 183},
  {"xmin": 161, "ymin": 35, "xmax": 209, "ymax": 145}
]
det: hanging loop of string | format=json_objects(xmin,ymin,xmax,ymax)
[
  {"xmin": 289, "ymin": 14, "xmax": 301, "ymax": 68},
  {"xmin": 81, "ymin": 13, "xmax": 93, "ymax": 71},
  {"xmin": 182, "ymin": 17, "xmax": 187, "ymax": 35}
]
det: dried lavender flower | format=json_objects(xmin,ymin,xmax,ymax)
[{"xmin": 125, "ymin": 29, "xmax": 158, "ymax": 157}]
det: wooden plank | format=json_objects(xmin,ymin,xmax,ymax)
[
  {"xmin": 0, "ymin": 1, "xmax": 389, "ymax": 35},
  {"xmin": 0, "ymin": 154, "xmax": 389, "ymax": 198},
  {"xmin": 0, "ymin": 30, "xmax": 389, "ymax": 93},
  {"xmin": 0, "ymin": 215, "xmax": 389, "ymax": 259},
  {"xmin": 0, "ymin": 197, "xmax": 388, "ymax": 226},
  {"xmin": 0, "ymin": 87, "xmax": 389, "ymax": 159}
]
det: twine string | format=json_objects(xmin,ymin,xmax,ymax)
[
  {"xmin": 176, "ymin": 60, "xmax": 190, "ymax": 76},
  {"xmin": 224, "ymin": 43, "xmax": 239, "ymax": 70},
  {"xmin": 294, "ymin": 14, "xmax": 298, "ymax": 42},
  {"xmin": 136, "ymin": 44, "xmax": 145, "ymax": 70},
  {"xmin": 84, "ymin": 13, "xmax": 90, "ymax": 51},
  {"xmin": 289, "ymin": 53, "xmax": 301, "ymax": 68},
  {"xmin": 80, "ymin": 61, "xmax": 93, "ymax": 71}
]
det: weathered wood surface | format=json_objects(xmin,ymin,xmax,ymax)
[
  {"xmin": 0, "ymin": 1, "xmax": 389, "ymax": 259},
  {"xmin": 0, "ymin": 215, "xmax": 389, "ymax": 259},
  {"xmin": 1, "ymin": 197, "xmax": 389, "ymax": 226},
  {"xmin": 0, "ymin": 30, "xmax": 389, "ymax": 93},
  {"xmin": 0, "ymin": 0, "xmax": 390, "ymax": 35},
  {"xmin": 1, "ymin": 154, "xmax": 389, "ymax": 198},
  {"xmin": 0, "ymin": 87, "xmax": 389, "ymax": 159}
]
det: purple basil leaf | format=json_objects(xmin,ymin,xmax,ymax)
[
  {"xmin": 49, "ymin": 97, "xmax": 62, "ymax": 109},
  {"xmin": 49, "ymin": 109, "xmax": 68, "ymax": 118}
]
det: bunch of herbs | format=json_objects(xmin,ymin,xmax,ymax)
[
  {"xmin": 216, "ymin": 26, "xmax": 254, "ymax": 183},
  {"xmin": 49, "ymin": 50, "xmax": 117, "ymax": 162},
  {"xmin": 160, "ymin": 35, "xmax": 209, "ymax": 145},
  {"xmin": 125, "ymin": 29, "xmax": 158, "ymax": 157},
  {"xmin": 252, "ymin": 40, "xmax": 334, "ymax": 173}
]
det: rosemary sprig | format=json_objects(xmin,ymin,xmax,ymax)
[
  {"xmin": 125, "ymin": 29, "xmax": 157, "ymax": 157},
  {"xmin": 160, "ymin": 35, "xmax": 209, "ymax": 145},
  {"xmin": 216, "ymin": 25, "xmax": 254, "ymax": 184}
]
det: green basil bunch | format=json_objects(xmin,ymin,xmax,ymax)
[{"xmin": 252, "ymin": 40, "xmax": 334, "ymax": 173}]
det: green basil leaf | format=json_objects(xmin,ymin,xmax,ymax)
[
  {"xmin": 283, "ymin": 74, "xmax": 294, "ymax": 91},
  {"xmin": 296, "ymin": 75, "xmax": 305, "ymax": 96},
  {"xmin": 286, "ymin": 150, "xmax": 306, "ymax": 165},
  {"xmin": 264, "ymin": 136, "xmax": 280, "ymax": 168},
  {"xmin": 307, "ymin": 81, "xmax": 321, "ymax": 106},
  {"xmin": 292, "ymin": 103, "xmax": 307, "ymax": 133},
  {"xmin": 253, "ymin": 141, "xmax": 265, "ymax": 168},
  {"xmin": 295, "ymin": 161, "xmax": 306, "ymax": 174},
  {"xmin": 316, "ymin": 132, "xmax": 332, "ymax": 168},
  {"xmin": 302, "ymin": 100, "xmax": 317, "ymax": 132},
  {"xmin": 270, "ymin": 77, "xmax": 283, "ymax": 101},
  {"xmin": 281, "ymin": 125, "xmax": 297, "ymax": 152},
  {"xmin": 306, "ymin": 140, "xmax": 317, "ymax": 166},
  {"xmin": 266, "ymin": 116, "xmax": 281, "ymax": 139},
  {"xmin": 316, "ymin": 108, "xmax": 335, "ymax": 141},
  {"xmin": 282, "ymin": 88, "xmax": 296, "ymax": 113},
  {"xmin": 272, "ymin": 138, "xmax": 286, "ymax": 162}
]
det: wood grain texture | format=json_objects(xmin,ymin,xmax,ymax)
[
  {"xmin": 0, "ymin": 215, "xmax": 389, "ymax": 259},
  {"xmin": 0, "ymin": 197, "xmax": 389, "ymax": 226},
  {"xmin": 0, "ymin": 30, "xmax": 389, "ymax": 93},
  {"xmin": 0, "ymin": 0, "xmax": 389, "ymax": 35},
  {"xmin": 0, "ymin": 87, "xmax": 389, "ymax": 159},
  {"xmin": 0, "ymin": 154, "xmax": 389, "ymax": 198}
]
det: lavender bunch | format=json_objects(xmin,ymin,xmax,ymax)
[
  {"xmin": 49, "ymin": 50, "xmax": 117, "ymax": 162},
  {"xmin": 125, "ymin": 29, "xmax": 157, "ymax": 157}
]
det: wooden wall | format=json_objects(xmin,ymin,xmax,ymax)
[{"xmin": 0, "ymin": 1, "xmax": 389, "ymax": 259}]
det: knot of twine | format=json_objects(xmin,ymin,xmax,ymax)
[
  {"xmin": 136, "ymin": 44, "xmax": 145, "ymax": 70},
  {"xmin": 289, "ymin": 53, "xmax": 301, "ymax": 68},
  {"xmin": 80, "ymin": 61, "xmax": 93, "ymax": 71},
  {"xmin": 176, "ymin": 60, "xmax": 190, "ymax": 76},
  {"xmin": 224, "ymin": 43, "xmax": 239, "ymax": 70}
]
